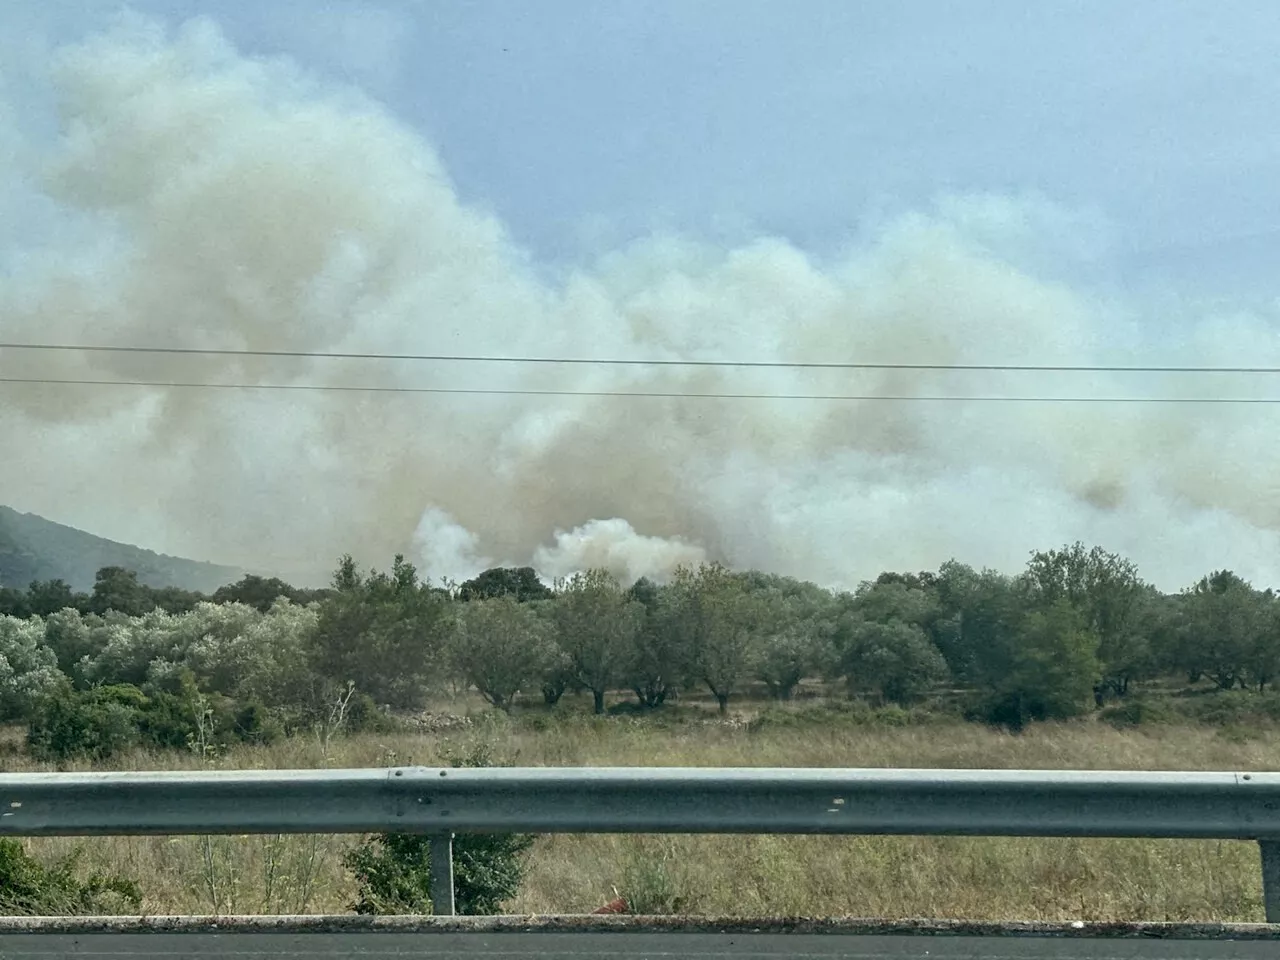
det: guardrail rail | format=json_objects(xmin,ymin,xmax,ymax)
[{"xmin": 1, "ymin": 767, "xmax": 1278, "ymax": 920}]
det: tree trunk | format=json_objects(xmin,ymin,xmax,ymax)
[
  {"xmin": 716, "ymin": 692, "xmax": 729, "ymax": 714},
  {"xmin": 592, "ymin": 689, "xmax": 606, "ymax": 715},
  {"xmin": 634, "ymin": 682, "xmax": 669, "ymax": 709}
]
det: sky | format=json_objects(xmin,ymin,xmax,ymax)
[
  {"xmin": 9, "ymin": 1, "xmax": 1279, "ymax": 287},
  {"xmin": 1, "ymin": 2, "xmax": 1279, "ymax": 591}
]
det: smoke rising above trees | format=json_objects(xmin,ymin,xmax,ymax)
[{"xmin": 3, "ymin": 17, "xmax": 1280, "ymax": 591}]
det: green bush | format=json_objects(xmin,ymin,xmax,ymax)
[
  {"xmin": 343, "ymin": 832, "xmax": 435, "ymax": 914},
  {"xmin": 230, "ymin": 700, "xmax": 284, "ymax": 745},
  {"xmin": 26, "ymin": 681, "xmax": 283, "ymax": 763},
  {"xmin": 344, "ymin": 739, "xmax": 536, "ymax": 915},
  {"xmin": 1099, "ymin": 697, "xmax": 1173, "ymax": 729},
  {"xmin": 26, "ymin": 686, "xmax": 141, "ymax": 762},
  {"xmin": 965, "ymin": 688, "xmax": 1093, "ymax": 731},
  {"xmin": 344, "ymin": 825, "xmax": 536, "ymax": 916},
  {"xmin": 344, "ymin": 692, "xmax": 400, "ymax": 735},
  {"xmin": 747, "ymin": 699, "xmax": 940, "ymax": 734},
  {"xmin": 450, "ymin": 831, "xmax": 538, "ymax": 915},
  {"xmin": 1178, "ymin": 690, "xmax": 1280, "ymax": 728},
  {"xmin": 0, "ymin": 839, "xmax": 141, "ymax": 915}
]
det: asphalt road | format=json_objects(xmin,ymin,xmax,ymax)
[{"xmin": 0, "ymin": 932, "xmax": 1275, "ymax": 959}]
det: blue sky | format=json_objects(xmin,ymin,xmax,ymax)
[{"xmin": 9, "ymin": 1, "xmax": 1278, "ymax": 292}]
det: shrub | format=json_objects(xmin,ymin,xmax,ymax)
[
  {"xmin": 0, "ymin": 839, "xmax": 141, "ymax": 915},
  {"xmin": 344, "ymin": 832, "xmax": 434, "ymax": 914},
  {"xmin": 0, "ymin": 615, "xmax": 64, "ymax": 721},
  {"xmin": 230, "ymin": 700, "xmax": 283, "ymax": 745},
  {"xmin": 27, "ymin": 680, "xmax": 284, "ymax": 762},
  {"xmin": 1177, "ymin": 690, "xmax": 1280, "ymax": 728},
  {"xmin": 26, "ymin": 686, "xmax": 140, "ymax": 763},
  {"xmin": 344, "ymin": 691, "xmax": 399, "ymax": 735},
  {"xmin": 344, "ymin": 740, "xmax": 536, "ymax": 915},
  {"xmin": 450, "ymin": 831, "xmax": 538, "ymax": 915},
  {"xmin": 1099, "ymin": 697, "xmax": 1172, "ymax": 729},
  {"xmin": 747, "ymin": 699, "xmax": 938, "ymax": 734}
]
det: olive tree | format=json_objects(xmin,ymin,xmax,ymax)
[
  {"xmin": 450, "ymin": 597, "xmax": 555, "ymax": 712},
  {"xmin": 551, "ymin": 570, "xmax": 644, "ymax": 714},
  {"xmin": 669, "ymin": 564, "xmax": 763, "ymax": 714}
]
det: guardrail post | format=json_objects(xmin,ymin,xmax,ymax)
[
  {"xmin": 430, "ymin": 832, "xmax": 455, "ymax": 916},
  {"xmin": 1261, "ymin": 840, "xmax": 1280, "ymax": 923}
]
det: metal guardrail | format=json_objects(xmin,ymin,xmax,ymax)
[{"xmin": 1, "ymin": 767, "xmax": 1279, "ymax": 920}]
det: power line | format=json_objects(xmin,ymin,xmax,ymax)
[
  {"xmin": 1, "ymin": 341, "xmax": 1278, "ymax": 374},
  {"xmin": 2, "ymin": 375, "xmax": 1279, "ymax": 403}
]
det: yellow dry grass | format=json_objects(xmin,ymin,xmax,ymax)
[{"xmin": 4, "ymin": 713, "xmax": 1275, "ymax": 921}]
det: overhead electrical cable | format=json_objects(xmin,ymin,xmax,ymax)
[
  {"xmin": 1, "ymin": 341, "xmax": 1279, "ymax": 374},
  {"xmin": 1, "ymin": 376, "xmax": 1278, "ymax": 404}
]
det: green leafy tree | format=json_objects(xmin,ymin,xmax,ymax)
[
  {"xmin": 88, "ymin": 567, "xmax": 155, "ymax": 617},
  {"xmin": 874, "ymin": 570, "xmax": 940, "ymax": 591},
  {"xmin": 538, "ymin": 645, "xmax": 577, "ymax": 706},
  {"xmin": 741, "ymin": 577, "xmax": 834, "ymax": 701},
  {"xmin": 146, "ymin": 585, "xmax": 206, "ymax": 615},
  {"xmin": 830, "ymin": 579, "xmax": 949, "ymax": 704},
  {"xmin": 978, "ymin": 599, "xmax": 1101, "ymax": 728},
  {"xmin": 551, "ymin": 570, "xmax": 643, "ymax": 714},
  {"xmin": 930, "ymin": 561, "xmax": 1024, "ymax": 685},
  {"xmin": 212, "ymin": 574, "xmax": 326, "ymax": 612},
  {"xmin": 450, "ymin": 596, "xmax": 554, "ymax": 712},
  {"xmin": 623, "ymin": 578, "xmax": 684, "ymax": 708},
  {"xmin": 308, "ymin": 556, "xmax": 452, "ymax": 710},
  {"xmin": 74, "ymin": 609, "xmax": 179, "ymax": 688},
  {"xmin": 1023, "ymin": 543, "xmax": 1151, "ymax": 697},
  {"xmin": 41, "ymin": 608, "xmax": 97, "ymax": 677},
  {"xmin": 668, "ymin": 564, "xmax": 762, "ymax": 713},
  {"xmin": 1143, "ymin": 591, "xmax": 1188, "ymax": 680},
  {"xmin": 754, "ymin": 625, "xmax": 814, "ymax": 701},
  {"xmin": 457, "ymin": 567, "xmax": 553, "ymax": 603},
  {"xmin": 0, "ymin": 615, "xmax": 64, "ymax": 721},
  {"xmin": 851, "ymin": 579, "xmax": 939, "ymax": 628},
  {"xmin": 931, "ymin": 563, "xmax": 1099, "ymax": 727},
  {"xmin": 0, "ymin": 587, "xmax": 31, "ymax": 618},
  {"xmin": 1248, "ymin": 600, "xmax": 1280, "ymax": 692},
  {"xmin": 838, "ymin": 619, "xmax": 949, "ymax": 705},
  {"xmin": 748, "ymin": 597, "xmax": 817, "ymax": 701},
  {"xmin": 26, "ymin": 579, "xmax": 80, "ymax": 617},
  {"xmin": 1176, "ymin": 571, "xmax": 1274, "ymax": 690}
]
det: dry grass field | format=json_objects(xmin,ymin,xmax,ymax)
[{"xmin": 4, "ymin": 703, "xmax": 1276, "ymax": 922}]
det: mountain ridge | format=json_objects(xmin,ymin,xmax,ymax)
[{"xmin": 0, "ymin": 505, "xmax": 243, "ymax": 594}]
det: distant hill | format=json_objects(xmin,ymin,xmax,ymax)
[{"xmin": 0, "ymin": 505, "xmax": 243, "ymax": 594}]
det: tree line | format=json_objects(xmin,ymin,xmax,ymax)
[
  {"xmin": 0, "ymin": 568, "xmax": 328, "ymax": 619},
  {"xmin": 2, "ymin": 542, "xmax": 1280, "ymax": 759}
]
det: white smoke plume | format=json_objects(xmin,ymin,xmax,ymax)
[
  {"xmin": 413, "ymin": 507, "xmax": 493, "ymax": 586},
  {"xmin": 3, "ymin": 16, "xmax": 1280, "ymax": 593},
  {"xmin": 532, "ymin": 519, "xmax": 707, "ymax": 586}
]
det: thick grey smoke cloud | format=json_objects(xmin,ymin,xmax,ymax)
[{"xmin": 3, "ymin": 16, "xmax": 1280, "ymax": 592}]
